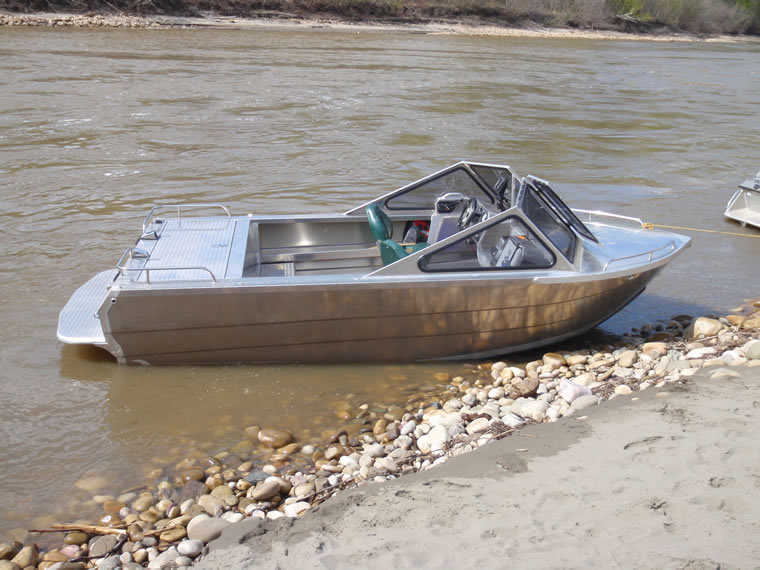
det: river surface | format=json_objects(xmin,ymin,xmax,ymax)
[{"xmin": 0, "ymin": 26, "xmax": 759, "ymax": 537}]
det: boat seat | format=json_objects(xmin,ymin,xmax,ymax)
[
  {"xmin": 367, "ymin": 204, "xmax": 428, "ymax": 265},
  {"xmin": 378, "ymin": 240, "xmax": 429, "ymax": 265}
]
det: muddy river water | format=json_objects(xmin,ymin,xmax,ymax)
[{"xmin": 0, "ymin": 26, "xmax": 758, "ymax": 536}]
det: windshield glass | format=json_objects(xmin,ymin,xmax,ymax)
[
  {"xmin": 529, "ymin": 177, "xmax": 597, "ymax": 242},
  {"xmin": 519, "ymin": 184, "xmax": 577, "ymax": 261},
  {"xmin": 385, "ymin": 167, "xmax": 493, "ymax": 210}
]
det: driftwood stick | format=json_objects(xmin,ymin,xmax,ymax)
[{"xmin": 29, "ymin": 523, "xmax": 127, "ymax": 536}]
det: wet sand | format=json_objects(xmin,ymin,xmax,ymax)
[{"xmin": 198, "ymin": 364, "xmax": 760, "ymax": 568}]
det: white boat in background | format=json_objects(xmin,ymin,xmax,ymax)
[
  {"xmin": 725, "ymin": 171, "xmax": 760, "ymax": 229},
  {"xmin": 57, "ymin": 161, "xmax": 690, "ymax": 365}
]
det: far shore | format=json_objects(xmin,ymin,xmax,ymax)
[{"xmin": 2, "ymin": 10, "xmax": 760, "ymax": 42}]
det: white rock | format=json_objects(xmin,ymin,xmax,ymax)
[
  {"xmin": 685, "ymin": 347, "xmax": 717, "ymax": 359},
  {"xmin": 220, "ymin": 511, "xmax": 243, "ymax": 523},
  {"xmin": 722, "ymin": 350, "xmax": 747, "ymax": 366},
  {"xmin": 284, "ymin": 502, "xmax": 311, "ymax": 517},
  {"xmin": 267, "ymin": 511, "xmax": 285, "ymax": 520},
  {"xmin": 488, "ymin": 387, "xmax": 505, "ymax": 400},
  {"xmin": 175, "ymin": 556, "xmax": 193, "ymax": 567},
  {"xmin": 400, "ymin": 420, "xmax": 416, "ymax": 436},
  {"xmin": 375, "ymin": 456, "xmax": 398, "ymax": 473},
  {"xmin": 147, "ymin": 547, "xmax": 178, "ymax": 569},
  {"xmin": 363, "ymin": 443, "xmax": 386, "ymax": 458},
  {"xmin": 177, "ymin": 540, "xmax": 203, "ymax": 558},
  {"xmin": 574, "ymin": 372, "xmax": 595, "ymax": 386},
  {"xmin": 559, "ymin": 379, "xmax": 591, "ymax": 404},
  {"xmin": 520, "ymin": 400, "xmax": 550, "ymax": 422},
  {"xmin": 500, "ymin": 412, "xmax": 525, "ymax": 428},
  {"xmin": 465, "ymin": 417, "xmax": 490, "ymax": 435},
  {"xmin": 614, "ymin": 385, "xmax": 632, "ymax": 395},
  {"xmin": 743, "ymin": 339, "xmax": 760, "ymax": 360},
  {"xmin": 568, "ymin": 394, "xmax": 600, "ymax": 414}
]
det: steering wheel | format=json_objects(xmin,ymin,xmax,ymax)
[
  {"xmin": 458, "ymin": 197, "xmax": 480, "ymax": 230},
  {"xmin": 366, "ymin": 204, "xmax": 394, "ymax": 241}
]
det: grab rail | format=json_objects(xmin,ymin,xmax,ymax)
[
  {"xmin": 572, "ymin": 209, "xmax": 644, "ymax": 228},
  {"xmin": 602, "ymin": 240, "xmax": 676, "ymax": 272},
  {"xmin": 141, "ymin": 203, "xmax": 231, "ymax": 235},
  {"xmin": 116, "ymin": 247, "xmax": 217, "ymax": 284}
]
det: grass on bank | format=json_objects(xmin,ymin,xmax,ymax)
[{"xmin": 2, "ymin": 0, "xmax": 759, "ymax": 34}]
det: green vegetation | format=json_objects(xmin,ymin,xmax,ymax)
[{"xmin": 2, "ymin": 0, "xmax": 758, "ymax": 34}]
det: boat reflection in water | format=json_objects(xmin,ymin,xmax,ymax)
[{"xmin": 58, "ymin": 162, "xmax": 690, "ymax": 364}]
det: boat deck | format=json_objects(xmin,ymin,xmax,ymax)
[{"xmin": 726, "ymin": 207, "xmax": 760, "ymax": 229}]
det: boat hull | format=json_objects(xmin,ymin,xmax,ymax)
[{"xmin": 93, "ymin": 268, "xmax": 660, "ymax": 364}]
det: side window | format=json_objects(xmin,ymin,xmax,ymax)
[
  {"xmin": 385, "ymin": 167, "xmax": 493, "ymax": 210},
  {"xmin": 418, "ymin": 216, "xmax": 555, "ymax": 272},
  {"xmin": 520, "ymin": 188, "xmax": 576, "ymax": 260}
]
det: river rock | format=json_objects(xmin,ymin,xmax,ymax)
[
  {"xmin": 465, "ymin": 417, "xmax": 490, "ymax": 435},
  {"xmin": 743, "ymin": 339, "xmax": 760, "ymax": 360},
  {"xmin": 187, "ymin": 517, "xmax": 231, "ymax": 543},
  {"xmin": 284, "ymin": 502, "xmax": 311, "ymax": 518},
  {"xmin": 559, "ymin": 379, "xmax": 591, "ymax": 404},
  {"xmin": 687, "ymin": 317, "xmax": 724, "ymax": 338},
  {"xmin": 569, "ymin": 394, "xmax": 600, "ymax": 413},
  {"xmin": 487, "ymin": 387, "xmax": 504, "ymax": 400},
  {"xmin": 146, "ymin": 546, "xmax": 177, "ymax": 569},
  {"xmin": 131, "ymin": 495, "xmax": 154, "ymax": 513},
  {"xmin": 510, "ymin": 376, "xmax": 539, "ymax": 398},
  {"xmin": 614, "ymin": 385, "xmax": 632, "ymax": 395},
  {"xmin": 176, "ymin": 539, "xmax": 203, "ymax": 558},
  {"xmin": 258, "ymin": 428, "xmax": 293, "ymax": 448},
  {"xmin": 0, "ymin": 543, "xmax": 20, "ymax": 561},
  {"xmin": 251, "ymin": 480, "xmax": 280, "ymax": 501},
  {"xmin": 89, "ymin": 535, "xmax": 117, "ymax": 558},
  {"xmin": 685, "ymin": 347, "xmax": 717, "ymax": 359},
  {"xmin": 573, "ymin": 372, "xmax": 595, "ymax": 386},
  {"xmin": 198, "ymin": 494, "xmax": 224, "ymax": 516},
  {"xmin": 617, "ymin": 350, "xmax": 638, "ymax": 368},
  {"xmin": 10, "ymin": 545, "xmax": 37, "ymax": 568},
  {"xmin": 518, "ymin": 400, "xmax": 550, "ymax": 422},
  {"xmin": 710, "ymin": 367, "xmax": 741, "ymax": 379},
  {"xmin": 722, "ymin": 350, "xmax": 747, "ymax": 366},
  {"xmin": 74, "ymin": 475, "xmax": 108, "ymax": 492},
  {"xmin": 542, "ymin": 352, "xmax": 566, "ymax": 369},
  {"xmin": 0, "ymin": 562, "xmax": 20, "ymax": 570},
  {"xmin": 98, "ymin": 554, "xmax": 121, "ymax": 570},
  {"xmin": 565, "ymin": 354, "xmax": 587, "ymax": 366},
  {"xmin": 211, "ymin": 484, "xmax": 238, "ymax": 506},
  {"xmin": 159, "ymin": 527, "xmax": 187, "ymax": 542},
  {"xmin": 641, "ymin": 342, "xmax": 668, "ymax": 359},
  {"xmin": 375, "ymin": 456, "xmax": 398, "ymax": 473}
]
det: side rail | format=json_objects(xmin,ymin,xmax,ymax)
[
  {"xmin": 141, "ymin": 203, "xmax": 231, "ymax": 236},
  {"xmin": 602, "ymin": 240, "xmax": 676, "ymax": 272},
  {"xmin": 116, "ymin": 247, "xmax": 217, "ymax": 284},
  {"xmin": 572, "ymin": 209, "xmax": 644, "ymax": 229}
]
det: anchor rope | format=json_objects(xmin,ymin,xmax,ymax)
[{"xmin": 642, "ymin": 222, "xmax": 760, "ymax": 238}]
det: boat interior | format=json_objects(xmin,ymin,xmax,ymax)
[{"xmin": 118, "ymin": 162, "xmax": 679, "ymax": 284}]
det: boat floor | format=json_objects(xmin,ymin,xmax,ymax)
[{"xmin": 726, "ymin": 207, "xmax": 760, "ymax": 229}]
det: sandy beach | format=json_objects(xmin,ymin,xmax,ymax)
[
  {"xmin": 197, "ymin": 364, "xmax": 760, "ymax": 569},
  {"xmin": 2, "ymin": 10, "xmax": 759, "ymax": 43}
]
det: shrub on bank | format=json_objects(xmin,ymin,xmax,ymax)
[{"xmin": 1, "ymin": 0, "xmax": 758, "ymax": 34}]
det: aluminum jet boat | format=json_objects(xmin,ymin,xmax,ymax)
[
  {"xmin": 725, "ymin": 171, "xmax": 760, "ymax": 229},
  {"xmin": 58, "ymin": 162, "xmax": 690, "ymax": 364}
]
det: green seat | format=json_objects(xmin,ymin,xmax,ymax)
[{"xmin": 366, "ymin": 204, "xmax": 429, "ymax": 265}]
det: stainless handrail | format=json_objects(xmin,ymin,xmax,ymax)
[
  {"xmin": 602, "ymin": 240, "xmax": 676, "ymax": 272},
  {"xmin": 141, "ymin": 203, "xmax": 231, "ymax": 235},
  {"xmin": 572, "ymin": 209, "xmax": 644, "ymax": 226},
  {"xmin": 116, "ymin": 248, "xmax": 217, "ymax": 284}
]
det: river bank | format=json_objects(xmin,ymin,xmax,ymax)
[
  {"xmin": 3, "ymin": 299, "xmax": 760, "ymax": 568},
  {"xmin": 2, "ymin": 10, "xmax": 759, "ymax": 42}
]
